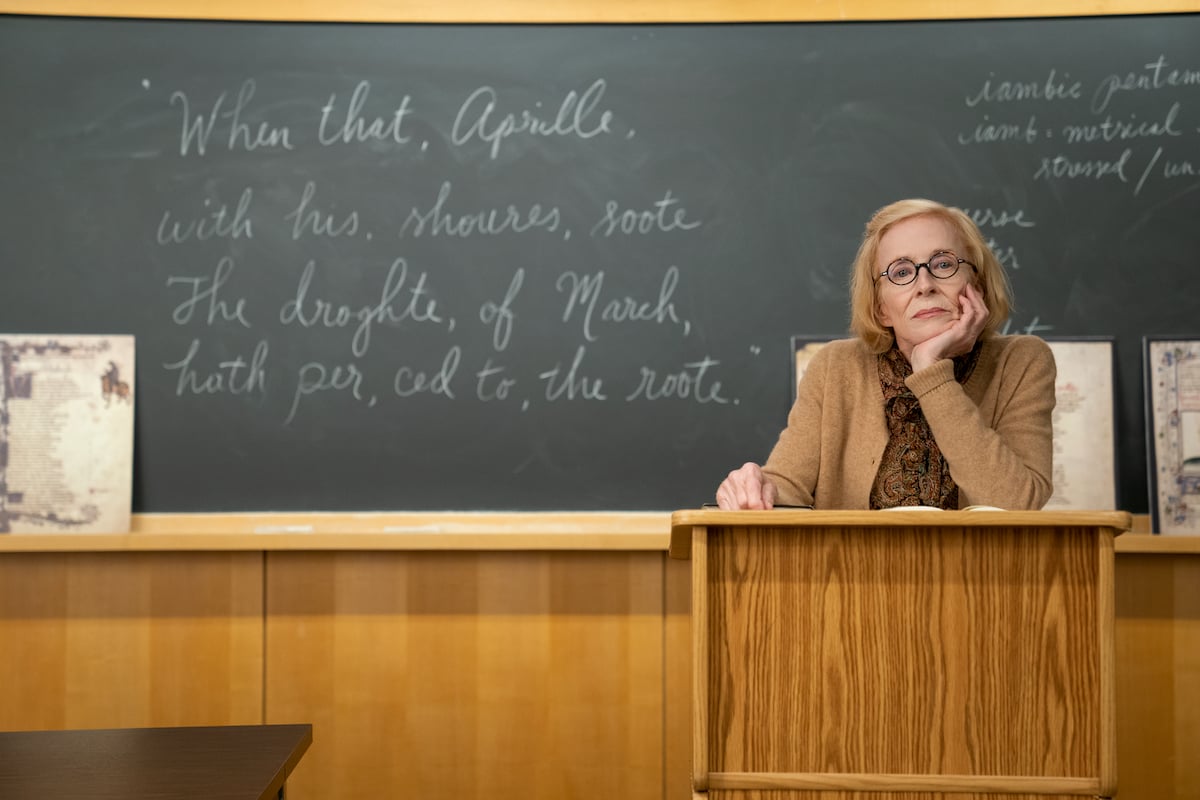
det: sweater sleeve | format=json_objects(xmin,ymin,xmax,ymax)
[
  {"xmin": 761, "ymin": 343, "xmax": 833, "ymax": 507},
  {"xmin": 905, "ymin": 337, "xmax": 1056, "ymax": 510}
]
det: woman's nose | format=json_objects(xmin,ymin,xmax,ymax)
[{"xmin": 912, "ymin": 266, "xmax": 938, "ymax": 292}]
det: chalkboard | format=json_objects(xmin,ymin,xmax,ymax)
[{"xmin": 1, "ymin": 14, "xmax": 1197, "ymax": 513}]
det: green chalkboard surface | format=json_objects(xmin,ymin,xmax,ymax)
[{"xmin": 1, "ymin": 14, "xmax": 1197, "ymax": 511}]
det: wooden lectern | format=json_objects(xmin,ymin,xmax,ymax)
[{"xmin": 670, "ymin": 510, "xmax": 1131, "ymax": 800}]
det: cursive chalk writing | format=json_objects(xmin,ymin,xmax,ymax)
[
  {"xmin": 399, "ymin": 181, "xmax": 559, "ymax": 238},
  {"xmin": 479, "ymin": 269, "xmax": 523, "ymax": 352},
  {"xmin": 1164, "ymin": 158, "xmax": 1198, "ymax": 179},
  {"xmin": 625, "ymin": 357, "xmax": 730, "ymax": 404},
  {"xmin": 956, "ymin": 115, "xmax": 1040, "ymax": 146},
  {"xmin": 451, "ymin": 79, "xmax": 614, "ymax": 160},
  {"xmin": 1092, "ymin": 55, "xmax": 1200, "ymax": 113},
  {"xmin": 318, "ymin": 80, "xmax": 414, "ymax": 146},
  {"xmin": 1062, "ymin": 101, "xmax": 1182, "ymax": 144},
  {"xmin": 284, "ymin": 361, "xmax": 369, "ymax": 425},
  {"xmin": 1001, "ymin": 316, "xmax": 1054, "ymax": 336},
  {"xmin": 539, "ymin": 345, "xmax": 607, "ymax": 401},
  {"xmin": 171, "ymin": 79, "xmax": 293, "ymax": 156},
  {"xmin": 284, "ymin": 181, "xmax": 360, "ymax": 240},
  {"xmin": 590, "ymin": 190, "xmax": 702, "ymax": 236},
  {"xmin": 556, "ymin": 267, "xmax": 685, "ymax": 343},
  {"xmin": 162, "ymin": 338, "xmax": 267, "ymax": 396},
  {"xmin": 167, "ymin": 257, "xmax": 252, "ymax": 328},
  {"xmin": 1034, "ymin": 149, "xmax": 1132, "ymax": 182},
  {"xmin": 393, "ymin": 346, "xmax": 460, "ymax": 398},
  {"xmin": 278, "ymin": 258, "xmax": 445, "ymax": 358},
  {"xmin": 986, "ymin": 239, "xmax": 1021, "ymax": 271},
  {"xmin": 964, "ymin": 69, "xmax": 1082, "ymax": 107},
  {"xmin": 157, "ymin": 187, "xmax": 254, "ymax": 244},
  {"xmin": 962, "ymin": 208, "xmax": 1037, "ymax": 229},
  {"xmin": 475, "ymin": 359, "xmax": 517, "ymax": 401}
]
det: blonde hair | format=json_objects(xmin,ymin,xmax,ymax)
[{"xmin": 848, "ymin": 199, "xmax": 1013, "ymax": 353}]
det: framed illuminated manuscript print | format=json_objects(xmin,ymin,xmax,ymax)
[
  {"xmin": 1042, "ymin": 338, "xmax": 1117, "ymax": 511},
  {"xmin": 1145, "ymin": 336, "xmax": 1200, "ymax": 534},
  {"xmin": 0, "ymin": 334, "xmax": 135, "ymax": 533}
]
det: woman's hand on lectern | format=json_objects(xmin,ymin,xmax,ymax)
[{"xmin": 715, "ymin": 462, "xmax": 778, "ymax": 510}]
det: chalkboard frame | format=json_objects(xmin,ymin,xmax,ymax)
[
  {"xmin": 0, "ymin": 0, "xmax": 1192, "ymax": 23},
  {"xmin": 2, "ymin": 7, "xmax": 1200, "ymax": 520}
]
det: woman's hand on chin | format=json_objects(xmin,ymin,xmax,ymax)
[{"xmin": 909, "ymin": 284, "xmax": 989, "ymax": 372}]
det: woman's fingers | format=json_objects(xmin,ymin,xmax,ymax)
[{"xmin": 716, "ymin": 462, "xmax": 775, "ymax": 509}]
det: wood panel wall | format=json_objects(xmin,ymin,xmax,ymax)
[
  {"xmin": 1, "ymin": 541, "xmax": 1196, "ymax": 799},
  {"xmin": 263, "ymin": 550, "xmax": 665, "ymax": 800},
  {"xmin": 1114, "ymin": 554, "xmax": 1200, "ymax": 800},
  {"xmin": 0, "ymin": 553, "xmax": 263, "ymax": 730}
]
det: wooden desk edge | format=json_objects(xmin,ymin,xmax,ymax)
[
  {"xmin": 266, "ymin": 724, "xmax": 313, "ymax": 800},
  {"xmin": 1, "ymin": 511, "xmax": 1197, "ymax": 553}
]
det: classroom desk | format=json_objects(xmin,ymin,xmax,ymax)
[
  {"xmin": 0, "ymin": 513, "xmax": 1195, "ymax": 800},
  {"xmin": 0, "ymin": 724, "xmax": 312, "ymax": 800}
]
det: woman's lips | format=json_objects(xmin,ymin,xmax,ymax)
[{"xmin": 913, "ymin": 307, "xmax": 950, "ymax": 319}]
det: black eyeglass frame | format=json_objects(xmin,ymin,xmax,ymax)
[{"xmin": 876, "ymin": 252, "xmax": 977, "ymax": 286}]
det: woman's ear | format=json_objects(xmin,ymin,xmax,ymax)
[{"xmin": 876, "ymin": 300, "xmax": 892, "ymax": 327}]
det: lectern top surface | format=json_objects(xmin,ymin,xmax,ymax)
[{"xmin": 668, "ymin": 509, "xmax": 1132, "ymax": 559}]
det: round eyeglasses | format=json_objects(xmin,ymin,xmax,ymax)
[{"xmin": 878, "ymin": 251, "xmax": 976, "ymax": 286}]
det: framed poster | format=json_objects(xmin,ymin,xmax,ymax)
[
  {"xmin": 1043, "ymin": 337, "xmax": 1118, "ymax": 511},
  {"xmin": 0, "ymin": 335, "xmax": 135, "ymax": 533},
  {"xmin": 790, "ymin": 336, "xmax": 839, "ymax": 398},
  {"xmin": 791, "ymin": 335, "xmax": 1118, "ymax": 511},
  {"xmin": 1144, "ymin": 337, "xmax": 1200, "ymax": 534}
]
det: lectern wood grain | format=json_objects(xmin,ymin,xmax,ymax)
[
  {"xmin": 680, "ymin": 510, "xmax": 1128, "ymax": 800},
  {"xmin": 709, "ymin": 526, "xmax": 1100, "ymax": 776}
]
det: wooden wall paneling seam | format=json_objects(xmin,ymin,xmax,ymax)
[
  {"xmin": 1098, "ymin": 528, "xmax": 1117, "ymax": 797},
  {"xmin": 663, "ymin": 551, "xmax": 693, "ymax": 800},
  {"xmin": 690, "ymin": 526, "xmax": 708, "ymax": 792}
]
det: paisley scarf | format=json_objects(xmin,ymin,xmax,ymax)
[{"xmin": 869, "ymin": 343, "xmax": 981, "ymax": 509}]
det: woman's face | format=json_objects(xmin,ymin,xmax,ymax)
[{"xmin": 874, "ymin": 215, "xmax": 976, "ymax": 358}]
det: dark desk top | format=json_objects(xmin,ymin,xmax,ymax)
[{"xmin": 0, "ymin": 724, "xmax": 312, "ymax": 800}]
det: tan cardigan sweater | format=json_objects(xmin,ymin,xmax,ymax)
[{"xmin": 762, "ymin": 334, "xmax": 1056, "ymax": 510}]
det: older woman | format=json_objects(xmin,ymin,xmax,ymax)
[{"xmin": 716, "ymin": 198, "xmax": 1055, "ymax": 511}]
